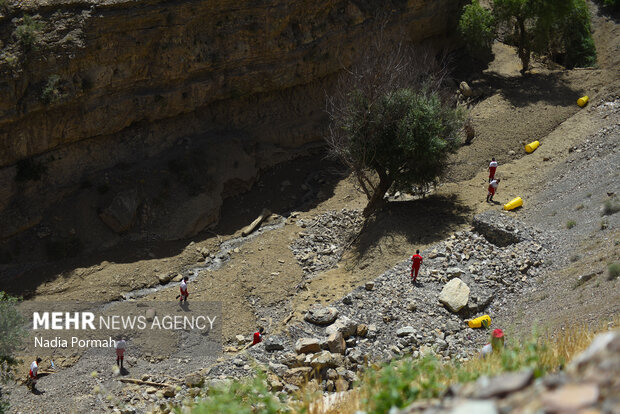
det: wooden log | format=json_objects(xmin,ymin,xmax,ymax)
[
  {"xmin": 241, "ymin": 208, "xmax": 271, "ymax": 237},
  {"xmin": 119, "ymin": 378, "xmax": 173, "ymax": 387}
]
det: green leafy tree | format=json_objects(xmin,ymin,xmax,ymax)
[
  {"xmin": 0, "ymin": 292, "xmax": 26, "ymax": 413},
  {"xmin": 326, "ymin": 44, "xmax": 464, "ymax": 216},
  {"xmin": 492, "ymin": 0, "xmax": 596, "ymax": 73},
  {"xmin": 459, "ymin": 0, "xmax": 496, "ymax": 60}
]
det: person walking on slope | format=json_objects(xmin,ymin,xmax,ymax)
[
  {"xmin": 411, "ymin": 250, "xmax": 423, "ymax": 284},
  {"xmin": 488, "ymin": 158, "xmax": 498, "ymax": 182},
  {"xmin": 115, "ymin": 336, "xmax": 126, "ymax": 370},
  {"xmin": 487, "ymin": 178, "xmax": 500, "ymax": 203},
  {"xmin": 179, "ymin": 276, "xmax": 189, "ymax": 303},
  {"xmin": 27, "ymin": 357, "xmax": 42, "ymax": 392}
]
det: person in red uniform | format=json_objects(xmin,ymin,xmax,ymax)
[
  {"xmin": 488, "ymin": 158, "xmax": 498, "ymax": 182},
  {"xmin": 487, "ymin": 178, "xmax": 500, "ymax": 202},
  {"xmin": 411, "ymin": 250, "xmax": 423, "ymax": 283},
  {"xmin": 251, "ymin": 327, "xmax": 264, "ymax": 346},
  {"xmin": 179, "ymin": 276, "xmax": 189, "ymax": 303},
  {"xmin": 27, "ymin": 357, "xmax": 42, "ymax": 392}
]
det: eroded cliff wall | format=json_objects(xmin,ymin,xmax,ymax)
[{"xmin": 0, "ymin": 0, "xmax": 463, "ymax": 242}]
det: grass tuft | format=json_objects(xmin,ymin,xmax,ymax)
[
  {"xmin": 566, "ymin": 220, "xmax": 577, "ymax": 229},
  {"xmin": 608, "ymin": 262, "xmax": 620, "ymax": 280}
]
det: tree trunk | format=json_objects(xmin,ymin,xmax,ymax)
[
  {"xmin": 363, "ymin": 168, "xmax": 392, "ymax": 217},
  {"xmin": 516, "ymin": 17, "xmax": 530, "ymax": 74}
]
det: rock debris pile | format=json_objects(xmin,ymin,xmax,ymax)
[{"xmin": 290, "ymin": 209, "xmax": 364, "ymax": 276}]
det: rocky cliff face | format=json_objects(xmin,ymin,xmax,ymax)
[{"xmin": 0, "ymin": 0, "xmax": 463, "ymax": 243}]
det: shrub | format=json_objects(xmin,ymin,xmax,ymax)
[
  {"xmin": 15, "ymin": 157, "xmax": 47, "ymax": 182},
  {"xmin": 602, "ymin": 198, "xmax": 620, "ymax": 216},
  {"xmin": 190, "ymin": 370, "xmax": 284, "ymax": 414},
  {"xmin": 603, "ymin": 0, "xmax": 619, "ymax": 10},
  {"xmin": 566, "ymin": 220, "xmax": 577, "ymax": 229},
  {"xmin": 608, "ymin": 262, "xmax": 620, "ymax": 280},
  {"xmin": 41, "ymin": 74, "xmax": 63, "ymax": 104},
  {"xmin": 13, "ymin": 14, "xmax": 42, "ymax": 50},
  {"xmin": 459, "ymin": 0, "xmax": 495, "ymax": 60},
  {"xmin": 1, "ymin": 292, "xmax": 26, "ymax": 413}
]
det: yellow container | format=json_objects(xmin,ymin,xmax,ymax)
[
  {"xmin": 577, "ymin": 96, "xmax": 589, "ymax": 107},
  {"xmin": 504, "ymin": 196, "xmax": 523, "ymax": 211},
  {"xmin": 525, "ymin": 140, "xmax": 540, "ymax": 153},
  {"xmin": 468, "ymin": 315, "xmax": 491, "ymax": 329}
]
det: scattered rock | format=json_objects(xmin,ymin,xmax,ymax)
[
  {"xmin": 264, "ymin": 336, "xmax": 286, "ymax": 352},
  {"xmin": 295, "ymin": 338, "xmax": 321, "ymax": 354},
  {"xmin": 282, "ymin": 367, "xmax": 313, "ymax": 387},
  {"xmin": 326, "ymin": 316, "xmax": 358, "ymax": 338},
  {"xmin": 474, "ymin": 370, "xmax": 534, "ymax": 399},
  {"xmin": 439, "ymin": 278, "xmax": 470, "ymax": 312},
  {"xmin": 327, "ymin": 331, "xmax": 346, "ymax": 355},
  {"xmin": 305, "ymin": 305, "xmax": 338, "ymax": 325}
]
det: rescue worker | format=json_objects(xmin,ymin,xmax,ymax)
[
  {"xmin": 481, "ymin": 328, "xmax": 505, "ymax": 357},
  {"xmin": 251, "ymin": 327, "xmax": 264, "ymax": 346},
  {"xmin": 487, "ymin": 178, "xmax": 501, "ymax": 203},
  {"xmin": 179, "ymin": 276, "xmax": 189, "ymax": 303},
  {"xmin": 488, "ymin": 158, "xmax": 498, "ymax": 182},
  {"xmin": 115, "ymin": 336, "xmax": 126, "ymax": 369},
  {"xmin": 411, "ymin": 250, "xmax": 423, "ymax": 284},
  {"xmin": 27, "ymin": 357, "xmax": 42, "ymax": 392}
]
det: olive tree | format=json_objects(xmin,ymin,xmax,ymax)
[{"xmin": 326, "ymin": 43, "xmax": 464, "ymax": 216}]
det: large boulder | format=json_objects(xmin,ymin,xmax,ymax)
[
  {"xmin": 282, "ymin": 367, "xmax": 313, "ymax": 387},
  {"xmin": 325, "ymin": 316, "xmax": 357, "ymax": 338},
  {"xmin": 304, "ymin": 305, "xmax": 338, "ymax": 325},
  {"xmin": 310, "ymin": 351, "xmax": 343, "ymax": 369},
  {"xmin": 327, "ymin": 331, "xmax": 346, "ymax": 355},
  {"xmin": 473, "ymin": 210, "xmax": 529, "ymax": 247},
  {"xmin": 99, "ymin": 189, "xmax": 140, "ymax": 233},
  {"xmin": 439, "ymin": 278, "xmax": 470, "ymax": 312},
  {"xmin": 295, "ymin": 338, "xmax": 321, "ymax": 354}
]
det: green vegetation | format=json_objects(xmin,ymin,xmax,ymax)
[
  {"xmin": 603, "ymin": 0, "xmax": 619, "ymax": 10},
  {"xmin": 459, "ymin": 0, "xmax": 495, "ymax": 60},
  {"xmin": 459, "ymin": 0, "xmax": 597, "ymax": 73},
  {"xmin": 566, "ymin": 219, "xmax": 577, "ymax": 229},
  {"xmin": 41, "ymin": 74, "xmax": 63, "ymax": 104},
  {"xmin": 15, "ymin": 157, "xmax": 47, "ymax": 182},
  {"xmin": 190, "ymin": 371, "xmax": 284, "ymax": 414},
  {"xmin": 326, "ymin": 44, "xmax": 464, "ymax": 216},
  {"xmin": 608, "ymin": 262, "xmax": 620, "ymax": 280},
  {"xmin": 0, "ymin": 292, "xmax": 26, "ymax": 414},
  {"xmin": 13, "ymin": 14, "xmax": 43, "ymax": 51},
  {"xmin": 602, "ymin": 198, "xmax": 620, "ymax": 216},
  {"xmin": 178, "ymin": 325, "xmax": 603, "ymax": 414}
]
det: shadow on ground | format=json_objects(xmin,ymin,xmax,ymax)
[{"xmin": 352, "ymin": 193, "xmax": 473, "ymax": 259}]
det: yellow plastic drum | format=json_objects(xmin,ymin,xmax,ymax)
[
  {"xmin": 525, "ymin": 140, "xmax": 540, "ymax": 153},
  {"xmin": 468, "ymin": 315, "xmax": 491, "ymax": 329},
  {"xmin": 504, "ymin": 197, "xmax": 523, "ymax": 211},
  {"xmin": 577, "ymin": 96, "xmax": 589, "ymax": 107}
]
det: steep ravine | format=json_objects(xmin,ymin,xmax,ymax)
[{"xmin": 0, "ymin": 0, "xmax": 464, "ymax": 241}]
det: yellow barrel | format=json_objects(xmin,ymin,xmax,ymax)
[
  {"xmin": 504, "ymin": 197, "xmax": 523, "ymax": 211},
  {"xmin": 468, "ymin": 315, "xmax": 491, "ymax": 329},
  {"xmin": 525, "ymin": 140, "xmax": 540, "ymax": 153},
  {"xmin": 577, "ymin": 96, "xmax": 589, "ymax": 107}
]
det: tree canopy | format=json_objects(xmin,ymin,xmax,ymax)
[
  {"xmin": 326, "ymin": 45, "xmax": 464, "ymax": 216},
  {"xmin": 459, "ymin": 0, "xmax": 596, "ymax": 72}
]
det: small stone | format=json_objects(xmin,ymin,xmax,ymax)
[
  {"xmin": 282, "ymin": 367, "xmax": 313, "ymax": 387},
  {"xmin": 326, "ymin": 316, "xmax": 358, "ymax": 338},
  {"xmin": 356, "ymin": 324, "xmax": 368, "ymax": 337},
  {"xmin": 397, "ymin": 326, "xmax": 416, "ymax": 337},
  {"xmin": 235, "ymin": 335, "xmax": 246, "ymax": 345},
  {"xmin": 450, "ymin": 400, "xmax": 498, "ymax": 414},
  {"xmin": 365, "ymin": 282, "xmax": 374, "ymax": 291},
  {"xmin": 184, "ymin": 373, "xmax": 203, "ymax": 388}
]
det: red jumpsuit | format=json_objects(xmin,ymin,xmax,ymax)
[{"xmin": 411, "ymin": 254, "xmax": 423, "ymax": 282}]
